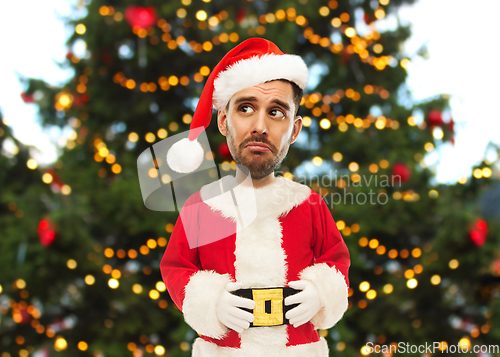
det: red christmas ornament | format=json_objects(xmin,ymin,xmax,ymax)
[
  {"xmin": 45, "ymin": 169, "xmax": 65, "ymax": 190},
  {"xmin": 125, "ymin": 6, "xmax": 158, "ymax": 29},
  {"xmin": 470, "ymin": 218, "xmax": 488, "ymax": 247},
  {"xmin": 426, "ymin": 110, "xmax": 444, "ymax": 127},
  {"xmin": 101, "ymin": 52, "xmax": 112, "ymax": 64},
  {"xmin": 492, "ymin": 258, "xmax": 500, "ymax": 276},
  {"xmin": 72, "ymin": 94, "xmax": 84, "ymax": 109},
  {"xmin": 340, "ymin": 49, "xmax": 352, "ymax": 65},
  {"xmin": 13, "ymin": 306, "xmax": 32, "ymax": 324},
  {"xmin": 21, "ymin": 92, "xmax": 35, "ymax": 103},
  {"xmin": 79, "ymin": 126, "xmax": 89, "ymax": 136},
  {"xmin": 446, "ymin": 118, "xmax": 455, "ymax": 145},
  {"xmin": 448, "ymin": 118, "xmax": 455, "ymax": 134},
  {"xmin": 218, "ymin": 142, "xmax": 232, "ymax": 159},
  {"xmin": 364, "ymin": 13, "xmax": 375, "ymax": 25},
  {"xmin": 236, "ymin": 8, "xmax": 247, "ymax": 24},
  {"xmin": 38, "ymin": 218, "xmax": 57, "ymax": 247},
  {"xmin": 391, "ymin": 162, "xmax": 411, "ymax": 183}
]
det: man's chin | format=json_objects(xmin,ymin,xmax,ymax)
[{"xmin": 234, "ymin": 161, "xmax": 273, "ymax": 180}]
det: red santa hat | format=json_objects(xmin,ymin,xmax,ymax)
[{"xmin": 166, "ymin": 37, "xmax": 308, "ymax": 173}]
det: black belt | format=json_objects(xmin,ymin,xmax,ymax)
[{"xmin": 231, "ymin": 287, "xmax": 300, "ymax": 327}]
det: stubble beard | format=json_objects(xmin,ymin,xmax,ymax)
[{"xmin": 225, "ymin": 120, "xmax": 292, "ymax": 180}]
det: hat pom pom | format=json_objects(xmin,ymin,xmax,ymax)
[{"xmin": 166, "ymin": 138, "xmax": 204, "ymax": 173}]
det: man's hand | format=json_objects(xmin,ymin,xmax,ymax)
[
  {"xmin": 284, "ymin": 280, "xmax": 321, "ymax": 328},
  {"xmin": 216, "ymin": 282, "xmax": 256, "ymax": 333}
]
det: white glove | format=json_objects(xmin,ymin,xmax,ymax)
[
  {"xmin": 284, "ymin": 280, "xmax": 321, "ymax": 328},
  {"xmin": 216, "ymin": 282, "xmax": 256, "ymax": 333}
]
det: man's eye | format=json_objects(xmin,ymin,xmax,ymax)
[
  {"xmin": 240, "ymin": 105, "xmax": 254, "ymax": 113},
  {"xmin": 270, "ymin": 109, "xmax": 285, "ymax": 118}
]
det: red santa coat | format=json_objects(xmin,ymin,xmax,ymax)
[{"xmin": 160, "ymin": 176, "xmax": 350, "ymax": 357}]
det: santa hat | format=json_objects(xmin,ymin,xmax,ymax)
[{"xmin": 166, "ymin": 37, "xmax": 308, "ymax": 173}]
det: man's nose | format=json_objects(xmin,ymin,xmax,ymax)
[{"xmin": 251, "ymin": 110, "xmax": 267, "ymax": 135}]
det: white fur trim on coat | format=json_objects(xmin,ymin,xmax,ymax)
[
  {"xmin": 213, "ymin": 53, "xmax": 308, "ymax": 110},
  {"xmin": 298, "ymin": 263, "xmax": 349, "ymax": 329},
  {"xmin": 183, "ymin": 270, "xmax": 232, "ymax": 339},
  {"xmin": 200, "ymin": 176, "xmax": 311, "ymax": 223},
  {"xmin": 192, "ymin": 336, "xmax": 329, "ymax": 357}
]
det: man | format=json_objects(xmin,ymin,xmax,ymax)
[{"xmin": 160, "ymin": 38, "xmax": 350, "ymax": 356}]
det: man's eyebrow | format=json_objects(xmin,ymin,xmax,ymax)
[
  {"xmin": 233, "ymin": 97, "xmax": 291, "ymax": 112},
  {"xmin": 233, "ymin": 96, "xmax": 258, "ymax": 105},
  {"xmin": 272, "ymin": 99, "xmax": 291, "ymax": 113}
]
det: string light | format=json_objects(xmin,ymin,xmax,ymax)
[
  {"xmin": 407, "ymin": 279, "xmax": 418, "ymax": 289},
  {"xmin": 348, "ymin": 162, "xmax": 359, "ymax": 172},
  {"xmin": 85, "ymin": 275, "xmax": 95, "ymax": 285},
  {"xmin": 156, "ymin": 282, "xmax": 166, "ymax": 292},
  {"xmin": 319, "ymin": 118, "xmax": 331, "ymax": 129},
  {"xmin": 75, "ymin": 24, "xmax": 86, "ymax": 35},
  {"xmin": 361, "ymin": 346, "xmax": 371, "ymax": 355},
  {"xmin": 195, "ymin": 10, "xmax": 207, "ymax": 21},
  {"xmin": 54, "ymin": 337, "xmax": 68, "ymax": 351},
  {"xmin": 345, "ymin": 27, "xmax": 356, "ymax": 38},
  {"xmin": 15, "ymin": 279, "xmax": 26, "ymax": 289},
  {"xmin": 331, "ymin": 18, "xmax": 341, "ymax": 27},
  {"xmin": 359, "ymin": 237, "xmax": 368, "ymax": 247},
  {"xmin": 319, "ymin": 6, "xmax": 330, "ymax": 16},
  {"xmin": 482, "ymin": 167, "xmax": 492, "ymax": 177},
  {"xmin": 383, "ymin": 284, "xmax": 393, "ymax": 294},
  {"xmin": 368, "ymin": 239, "xmax": 379, "ymax": 249},
  {"xmin": 78, "ymin": 341, "xmax": 88, "ymax": 351},
  {"xmin": 312, "ymin": 156, "xmax": 323, "ymax": 166},
  {"xmin": 359, "ymin": 281, "xmax": 370, "ymax": 292},
  {"xmin": 431, "ymin": 275, "xmax": 441, "ymax": 285},
  {"xmin": 67, "ymin": 259, "xmax": 77, "ymax": 269},
  {"xmin": 366, "ymin": 289, "xmax": 377, "ymax": 299},
  {"xmin": 400, "ymin": 58, "xmax": 410, "ymax": 69},
  {"xmin": 108, "ymin": 279, "xmax": 119, "ymax": 289},
  {"xmin": 149, "ymin": 289, "xmax": 160, "ymax": 299},
  {"xmin": 155, "ymin": 346, "xmax": 166, "ymax": 356},
  {"xmin": 374, "ymin": 7, "xmax": 386, "ymax": 19}
]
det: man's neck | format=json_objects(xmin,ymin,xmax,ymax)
[{"xmin": 234, "ymin": 168, "xmax": 275, "ymax": 189}]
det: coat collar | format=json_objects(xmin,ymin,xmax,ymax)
[{"xmin": 200, "ymin": 175, "xmax": 312, "ymax": 222}]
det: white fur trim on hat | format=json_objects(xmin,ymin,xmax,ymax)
[
  {"xmin": 166, "ymin": 137, "xmax": 204, "ymax": 173},
  {"xmin": 213, "ymin": 53, "xmax": 308, "ymax": 110},
  {"xmin": 298, "ymin": 263, "xmax": 349, "ymax": 329},
  {"xmin": 182, "ymin": 270, "xmax": 232, "ymax": 339}
]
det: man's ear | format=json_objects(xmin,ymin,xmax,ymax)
[
  {"xmin": 290, "ymin": 115, "xmax": 303, "ymax": 144},
  {"xmin": 217, "ymin": 110, "xmax": 227, "ymax": 137}
]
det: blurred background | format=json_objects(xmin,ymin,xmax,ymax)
[{"xmin": 1, "ymin": 0, "xmax": 499, "ymax": 356}]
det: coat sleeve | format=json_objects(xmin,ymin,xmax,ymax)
[
  {"xmin": 298, "ymin": 192, "xmax": 350, "ymax": 329},
  {"xmin": 159, "ymin": 193, "xmax": 231, "ymax": 339}
]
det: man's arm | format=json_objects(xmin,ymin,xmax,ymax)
[
  {"xmin": 293, "ymin": 192, "xmax": 350, "ymax": 330},
  {"xmin": 159, "ymin": 198, "xmax": 233, "ymax": 339}
]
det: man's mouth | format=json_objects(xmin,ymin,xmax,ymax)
[{"xmin": 245, "ymin": 142, "xmax": 271, "ymax": 152}]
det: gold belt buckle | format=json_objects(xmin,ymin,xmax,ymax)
[{"xmin": 252, "ymin": 288, "xmax": 284, "ymax": 326}]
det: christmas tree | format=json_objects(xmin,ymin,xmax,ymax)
[{"xmin": 1, "ymin": 0, "xmax": 499, "ymax": 356}]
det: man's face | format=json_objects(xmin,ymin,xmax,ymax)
[{"xmin": 217, "ymin": 80, "xmax": 302, "ymax": 180}]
